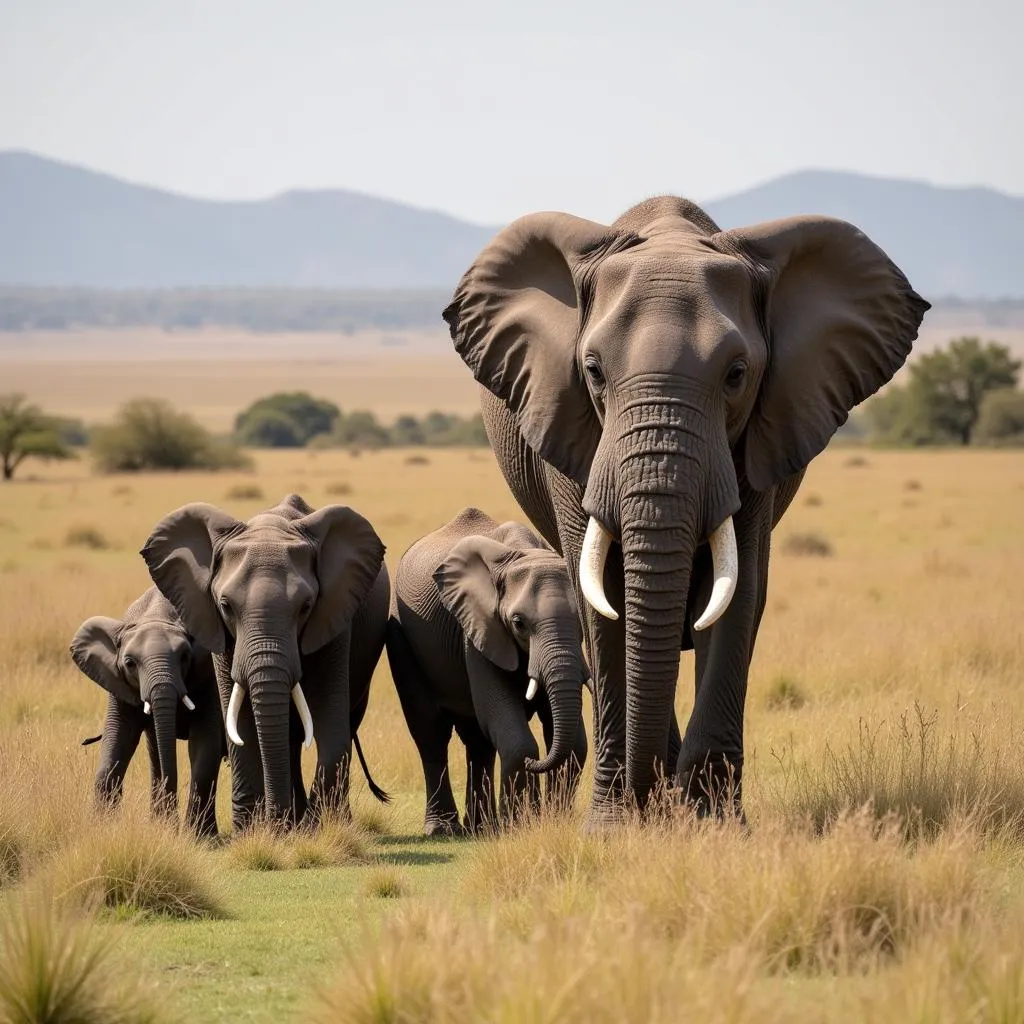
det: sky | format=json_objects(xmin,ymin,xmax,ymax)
[{"xmin": 1, "ymin": 0, "xmax": 1021, "ymax": 225}]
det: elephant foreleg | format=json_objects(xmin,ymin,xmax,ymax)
[
  {"xmin": 94, "ymin": 696, "xmax": 144, "ymax": 812},
  {"xmin": 455, "ymin": 715, "xmax": 497, "ymax": 833},
  {"xmin": 185, "ymin": 710, "xmax": 223, "ymax": 838},
  {"xmin": 305, "ymin": 635, "xmax": 353, "ymax": 821}
]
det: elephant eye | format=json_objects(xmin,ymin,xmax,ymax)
[
  {"xmin": 122, "ymin": 655, "xmax": 136, "ymax": 671},
  {"xmin": 218, "ymin": 596, "xmax": 233, "ymax": 617},
  {"xmin": 510, "ymin": 613, "xmax": 526, "ymax": 633},
  {"xmin": 300, "ymin": 598, "xmax": 313, "ymax": 618},
  {"xmin": 724, "ymin": 360, "xmax": 748, "ymax": 394},
  {"xmin": 583, "ymin": 356, "xmax": 605, "ymax": 390}
]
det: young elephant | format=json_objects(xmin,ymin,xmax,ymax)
[
  {"xmin": 388, "ymin": 507, "xmax": 589, "ymax": 835},
  {"xmin": 70, "ymin": 586, "xmax": 225, "ymax": 837},
  {"xmin": 141, "ymin": 494, "xmax": 389, "ymax": 829}
]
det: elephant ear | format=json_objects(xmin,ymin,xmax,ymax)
[
  {"xmin": 732, "ymin": 216, "xmax": 930, "ymax": 492},
  {"xmin": 296, "ymin": 505, "xmax": 385, "ymax": 654},
  {"xmin": 70, "ymin": 616, "xmax": 138, "ymax": 706},
  {"xmin": 433, "ymin": 535, "xmax": 520, "ymax": 672},
  {"xmin": 140, "ymin": 503, "xmax": 244, "ymax": 655},
  {"xmin": 443, "ymin": 212, "xmax": 636, "ymax": 486}
]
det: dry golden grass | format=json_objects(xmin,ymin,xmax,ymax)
[{"xmin": 0, "ymin": 437, "xmax": 1021, "ymax": 1022}]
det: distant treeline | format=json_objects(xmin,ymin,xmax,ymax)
[
  {"xmin": 2, "ymin": 287, "xmax": 1024, "ymax": 333},
  {"xmin": 0, "ymin": 287, "xmax": 452, "ymax": 332}
]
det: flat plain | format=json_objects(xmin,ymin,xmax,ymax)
[{"xmin": 2, "ymin": 334, "xmax": 1024, "ymax": 1022}]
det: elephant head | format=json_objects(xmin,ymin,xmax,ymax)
[
  {"xmin": 70, "ymin": 606, "xmax": 196, "ymax": 810},
  {"xmin": 434, "ymin": 524, "xmax": 587, "ymax": 776},
  {"xmin": 140, "ymin": 494, "xmax": 384, "ymax": 821},
  {"xmin": 444, "ymin": 197, "xmax": 929, "ymax": 802}
]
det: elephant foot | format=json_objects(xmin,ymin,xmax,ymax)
[
  {"xmin": 677, "ymin": 753, "xmax": 744, "ymax": 822},
  {"xmin": 424, "ymin": 815, "xmax": 465, "ymax": 839},
  {"xmin": 582, "ymin": 798, "xmax": 631, "ymax": 834}
]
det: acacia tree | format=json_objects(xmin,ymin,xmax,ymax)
[{"xmin": 0, "ymin": 393, "xmax": 74, "ymax": 480}]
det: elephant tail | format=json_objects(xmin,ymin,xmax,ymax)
[{"xmin": 353, "ymin": 733, "xmax": 391, "ymax": 804}]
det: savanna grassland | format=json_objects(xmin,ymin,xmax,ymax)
[{"xmin": 2, "ymin": 424, "xmax": 1024, "ymax": 1020}]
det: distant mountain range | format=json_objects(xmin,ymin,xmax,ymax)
[{"xmin": 1, "ymin": 152, "xmax": 1021, "ymax": 299}]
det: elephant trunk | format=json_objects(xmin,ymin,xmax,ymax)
[
  {"xmin": 247, "ymin": 665, "xmax": 295, "ymax": 823},
  {"xmin": 600, "ymin": 390, "xmax": 739, "ymax": 808},
  {"xmin": 525, "ymin": 630, "xmax": 585, "ymax": 775},
  {"xmin": 145, "ymin": 676, "xmax": 180, "ymax": 815}
]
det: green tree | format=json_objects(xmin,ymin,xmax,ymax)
[
  {"xmin": 235, "ymin": 392, "xmax": 340, "ymax": 448},
  {"xmin": 973, "ymin": 388, "xmax": 1024, "ymax": 447},
  {"xmin": 905, "ymin": 337, "xmax": 1021, "ymax": 445},
  {"xmin": 92, "ymin": 398, "xmax": 251, "ymax": 472},
  {"xmin": 0, "ymin": 393, "xmax": 75, "ymax": 480},
  {"xmin": 391, "ymin": 415, "xmax": 425, "ymax": 446},
  {"xmin": 333, "ymin": 410, "xmax": 391, "ymax": 449}
]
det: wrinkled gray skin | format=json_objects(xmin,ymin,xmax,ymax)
[
  {"xmin": 141, "ymin": 494, "xmax": 389, "ymax": 829},
  {"xmin": 388, "ymin": 508, "xmax": 589, "ymax": 835},
  {"xmin": 70, "ymin": 586, "xmax": 225, "ymax": 837},
  {"xmin": 444, "ymin": 196, "xmax": 929, "ymax": 823}
]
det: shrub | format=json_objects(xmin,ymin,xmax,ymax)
[
  {"xmin": 973, "ymin": 388, "xmax": 1024, "ymax": 447},
  {"xmin": 332, "ymin": 410, "xmax": 392, "ymax": 449},
  {"xmin": 780, "ymin": 532, "xmax": 833, "ymax": 557},
  {"xmin": 227, "ymin": 827, "xmax": 288, "ymax": 872},
  {"xmin": 764, "ymin": 674, "xmax": 808, "ymax": 710},
  {"xmin": 224, "ymin": 483, "xmax": 265, "ymax": 501},
  {"xmin": 0, "ymin": 891, "xmax": 165, "ymax": 1024},
  {"xmin": 324, "ymin": 480, "xmax": 352, "ymax": 497},
  {"xmin": 63, "ymin": 525, "xmax": 111, "ymax": 551},
  {"xmin": 0, "ymin": 393, "xmax": 75, "ymax": 481},
  {"xmin": 91, "ymin": 398, "xmax": 251, "ymax": 473},
  {"xmin": 235, "ymin": 392, "xmax": 340, "ymax": 448},
  {"xmin": 362, "ymin": 865, "xmax": 409, "ymax": 899}
]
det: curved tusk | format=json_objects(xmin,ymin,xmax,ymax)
[
  {"xmin": 182, "ymin": 695, "xmax": 196, "ymax": 711},
  {"xmin": 142, "ymin": 701, "xmax": 151, "ymax": 716},
  {"xmin": 292, "ymin": 684, "xmax": 314, "ymax": 750},
  {"xmin": 579, "ymin": 517, "xmax": 619, "ymax": 621},
  {"xmin": 526, "ymin": 678, "xmax": 539, "ymax": 702},
  {"xmin": 225, "ymin": 682, "xmax": 245, "ymax": 747},
  {"xmin": 693, "ymin": 516, "xmax": 738, "ymax": 632}
]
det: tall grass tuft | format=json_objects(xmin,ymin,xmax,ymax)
[
  {"xmin": 52, "ymin": 818, "xmax": 226, "ymax": 920},
  {"xmin": 0, "ymin": 890, "xmax": 165, "ymax": 1024}
]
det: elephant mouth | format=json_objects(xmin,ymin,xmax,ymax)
[
  {"xmin": 578, "ymin": 513, "xmax": 738, "ymax": 631},
  {"xmin": 225, "ymin": 680, "xmax": 315, "ymax": 749}
]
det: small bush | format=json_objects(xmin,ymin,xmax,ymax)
[
  {"xmin": 289, "ymin": 815, "xmax": 369, "ymax": 869},
  {"xmin": 63, "ymin": 525, "xmax": 111, "ymax": 551},
  {"xmin": 354, "ymin": 802, "xmax": 395, "ymax": 837},
  {"xmin": 404, "ymin": 455, "xmax": 430, "ymax": 466},
  {"xmin": 974, "ymin": 388, "xmax": 1024, "ymax": 446},
  {"xmin": 362, "ymin": 865, "xmax": 409, "ymax": 899},
  {"xmin": 764, "ymin": 674, "xmax": 808, "ymax": 710},
  {"xmin": 904, "ymin": 479, "xmax": 923, "ymax": 492},
  {"xmin": 844, "ymin": 455, "xmax": 869, "ymax": 468},
  {"xmin": 91, "ymin": 398, "xmax": 251, "ymax": 473},
  {"xmin": 0, "ymin": 891, "xmax": 164, "ymax": 1024},
  {"xmin": 780, "ymin": 532, "xmax": 833, "ymax": 557},
  {"xmin": 324, "ymin": 481, "xmax": 352, "ymax": 497},
  {"xmin": 53, "ymin": 819, "xmax": 226, "ymax": 919},
  {"xmin": 803, "ymin": 494, "xmax": 823, "ymax": 507},
  {"xmin": 224, "ymin": 483, "xmax": 264, "ymax": 501},
  {"xmin": 227, "ymin": 827, "xmax": 287, "ymax": 872}
]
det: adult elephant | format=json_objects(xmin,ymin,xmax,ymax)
[
  {"xmin": 443, "ymin": 196, "xmax": 929, "ymax": 822},
  {"xmin": 70, "ymin": 586, "xmax": 225, "ymax": 836},
  {"xmin": 141, "ymin": 494, "xmax": 390, "ymax": 828}
]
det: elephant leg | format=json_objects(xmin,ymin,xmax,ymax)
[
  {"xmin": 552, "ymin": 475, "xmax": 629, "ymax": 824},
  {"xmin": 677, "ymin": 491, "xmax": 772, "ymax": 816},
  {"xmin": 304, "ymin": 637, "xmax": 352, "ymax": 821},
  {"xmin": 94, "ymin": 696, "xmax": 144, "ymax": 812},
  {"xmin": 185, "ymin": 709, "xmax": 223, "ymax": 838},
  {"xmin": 386, "ymin": 618, "xmax": 461, "ymax": 835},
  {"xmin": 454, "ymin": 715, "xmax": 496, "ymax": 834}
]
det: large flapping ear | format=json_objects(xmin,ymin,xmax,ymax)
[
  {"xmin": 730, "ymin": 216, "xmax": 929, "ymax": 492},
  {"xmin": 140, "ymin": 503, "xmax": 244, "ymax": 654},
  {"xmin": 443, "ymin": 212, "xmax": 637, "ymax": 485},
  {"xmin": 296, "ymin": 505, "xmax": 385, "ymax": 654},
  {"xmin": 69, "ymin": 616, "xmax": 138, "ymax": 705},
  {"xmin": 433, "ymin": 535, "xmax": 520, "ymax": 672}
]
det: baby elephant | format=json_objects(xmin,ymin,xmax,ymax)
[
  {"xmin": 70, "ymin": 586, "xmax": 225, "ymax": 837},
  {"xmin": 388, "ymin": 507, "xmax": 589, "ymax": 834}
]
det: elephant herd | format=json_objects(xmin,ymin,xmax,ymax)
[{"xmin": 70, "ymin": 194, "xmax": 929, "ymax": 836}]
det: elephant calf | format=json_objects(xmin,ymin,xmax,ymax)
[
  {"xmin": 387, "ymin": 507, "xmax": 589, "ymax": 835},
  {"xmin": 71, "ymin": 586, "xmax": 225, "ymax": 837}
]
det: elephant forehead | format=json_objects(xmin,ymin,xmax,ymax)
[
  {"xmin": 219, "ymin": 530, "xmax": 313, "ymax": 578},
  {"xmin": 503, "ymin": 559, "xmax": 576, "ymax": 609},
  {"xmin": 127, "ymin": 622, "xmax": 189, "ymax": 656}
]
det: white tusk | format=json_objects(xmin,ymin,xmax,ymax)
[
  {"xmin": 291, "ymin": 684, "xmax": 314, "ymax": 750},
  {"xmin": 182, "ymin": 695, "xmax": 196, "ymax": 711},
  {"xmin": 225, "ymin": 682, "xmax": 245, "ymax": 747},
  {"xmin": 579, "ymin": 517, "xmax": 619, "ymax": 621},
  {"xmin": 693, "ymin": 516, "xmax": 738, "ymax": 632},
  {"xmin": 526, "ymin": 678, "xmax": 539, "ymax": 701},
  {"xmin": 143, "ymin": 701, "xmax": 151, "ymax": 716}
]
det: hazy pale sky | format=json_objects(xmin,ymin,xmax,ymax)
[{"xmin": 2, "ymin": 0, "xmax": 1021, "ymax": 224}]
